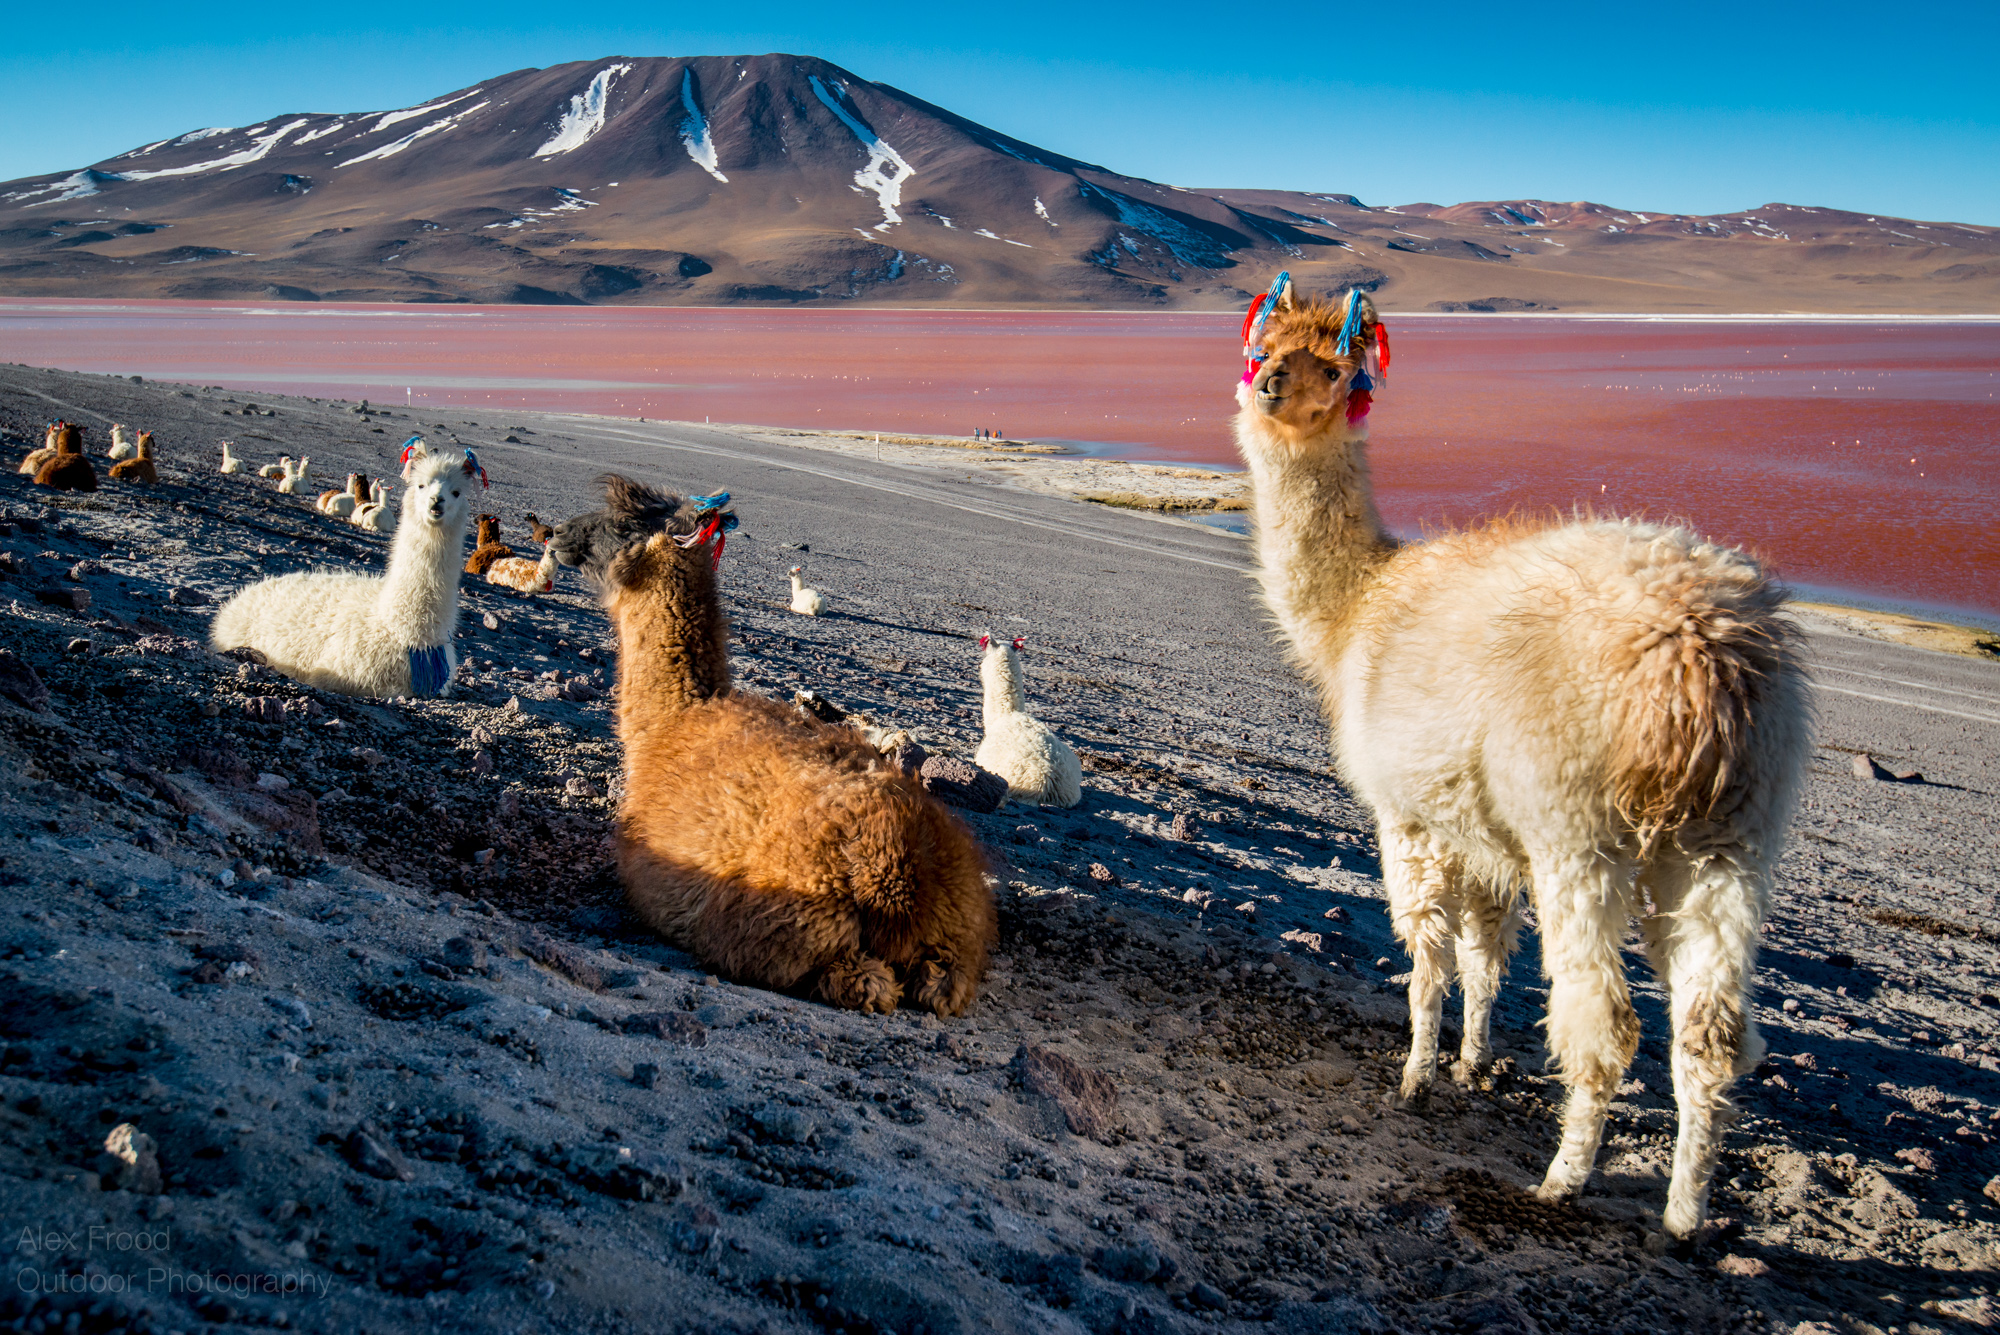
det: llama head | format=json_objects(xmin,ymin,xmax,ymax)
[
  {"xmin": 551, "ymin": 475, "xmax": 687, "ymax": 581},
  {"xmin": 1242, "ymin": 288, "xmax": 1384, "ymax": 440},
  {"xmin": 977, "ymin": 632, "xmax": 1026, "ymax": 705},
  {"xmin": 397, "ymin": 443, "xmax": 478, "ymax": 534},
  {"xmin": 136, "ymin": 431, "xmax": 153, "ymax": 457},
  {"xmin": 475, "ymin": 513, "xmax": 501, "ymax": 546}
]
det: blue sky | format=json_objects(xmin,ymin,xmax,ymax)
[{"xmin": 5, "ymin": 1, "xmax": 1996, "ymax": 223}]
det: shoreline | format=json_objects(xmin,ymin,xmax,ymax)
[{"xmin": 706, "ymin": 420, "xmax": 2000, "ymax": 659}]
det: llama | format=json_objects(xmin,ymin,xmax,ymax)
[
  {"xmin": 257, "ymin": 456, "xmax": 291, "ymax": 480},
  {"xmin": 33, "ymin": 426, "xmax": 96, "ymax": 492},
  {"xmin": 209, "ymin": 441, "xmax": 481, "ymax": 699},
  {"xmin": 107, "ymin": 424, "xmax": 136, "ymax": 461},
  {"xmin": 351, "ymin": 479, "xmax": 395, "ymax": 533},
  {"xmin": 20, "ymin": 422, "xmax": 70, "ymax": 475},
  {"xmin": 973, "ymin": 635, "xmax": 1082, "ymax": 807},
  {"xmin": 524, "ymin": 513, "xmax": 555, "ymax": 544},
  {"xmin": 485, "ymin": 543, "xmax": 558, "ymax": 594},
  {"xmin": 465, "ymin": 514, "xmax": 513, "ymax": 575},
  {"xmin": 277, "ymin": 456, "xmax": 311, "ymax": 494},
  {"xmin": 107, "ymin": 432, "xmax": 158, "ymax": 485},
  {"xmin": 553, "ymin": 477, "xmax": 995, "ymax": 1017},
  {"xmin": 788, "ymin": 565, "xmax": 827, "ymax": 616},
  {"xmin": 1231, "ymin": 284, "xmax": 1810, "ymax": 1247},
  {"xmin": 219, "ymin": 442, "xmax": 243, "ymax": 475},
  {"xmin": 317, "ymin": 473, "xmax": 366, "ymax": 518}
]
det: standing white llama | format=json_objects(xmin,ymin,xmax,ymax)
[
  {"xmin": 1232, "ymin": 283, "xmax": 1810, "ymax": 1248},
  {"xmin": 209, "ymin": 440, "xmax": 483, "ymax": 698},
  {"xmin": 973, "ymin": 635, "xmax": 1082, "ymax": 807}
]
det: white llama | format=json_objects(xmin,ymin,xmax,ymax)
[
  {"xmin": 788, "ymin": 565, "xmax": 827, "ymax": 616},
  {"xmin": 1233, "ymin": 285, "xmax": 1810, "ymax": 1248},
  {"xmin": 277, "ymin": 456, "xmax": 311, "ymax": 494},
  {"xmin": 209, "ymin": 441, "xmax": 482, "ymax": 699},
  {"xmin": 351, "ymin": 479, "xmax": 396, "ymax": 533},
  {"xmin": 973, "ymin": 635, "xmax": 1082, "ymax": 808},
  {"xmin": 107, "ymin": 425, "xmax": 136, "ymax": 461},
  {"xmin": 219, "ymin": 442, "xmax": 243, "ymax": 475}
]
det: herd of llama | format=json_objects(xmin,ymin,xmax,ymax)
[{"xmin": 134, "ymin": 279, "xmax": 1810, "ymax": 1248}]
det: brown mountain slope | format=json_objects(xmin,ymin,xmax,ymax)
[{"xmin": 1, "ymin": 55, "xmax": 1994, "ymax": 312}]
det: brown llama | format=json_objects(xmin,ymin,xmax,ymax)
[
  {"xmin": 108, "ymin": 431, "xmax": 158, "ymax": 485},
  {"xmin": 1232, "ymin": 284, "xmax": 1811, "ymax": 1248},
  {"xmin": 465, "ymin": 513, "xmax": 512, "ymax": 575},
  {"xmin": 552, "ymin": 477, "xmax": 995, "ymax": 1016},
  {"xmin": 34, "ymin": 424, "xmax": 97, "ymax": 492}
]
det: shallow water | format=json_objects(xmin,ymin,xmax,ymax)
[{"xmin": 1, "ymin": 299, "xmax": 1993, "ymax": 617}]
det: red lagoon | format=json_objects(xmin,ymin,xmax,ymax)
[{"xmin": 1, "ymin": 299, "xmax": 1994, "ymax": 618}]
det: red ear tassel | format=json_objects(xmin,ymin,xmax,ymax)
[
  {"xmin": 1239, "ymin": 293, "xmax": 1267, "ymax": 347},
  {"xmin": 1375, "ymin": 324, "xmax": 1391, "ymax": 374},
  {"xmin": 1012, "ymin": 637, "xmax": 1025, "ymax": 650},
  {"xmin": 978, "ymin": 634, "xmax": 990, "ymax": 650}
]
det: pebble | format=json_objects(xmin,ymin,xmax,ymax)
[
  {"xmin": 471, "ymin": 750, "xmax": 495, "ymax": 777},
  {"xmin": 442, "ymin": 937, "xmax": 487, "ymax": 971},
  {"xmin": 632, "ymin": 1063, "xmax": 661, "ymax": 1090},
  {"xmin": 1781, "ymin": 998, "xmax": 1801, "ymax": 1013},
  {"xmin": 168, "ymin": 586, "xmax": 209, "ymax": 606},
  {"xmin": 482, "ymin": 612, "xmax": 501, "ymax": 630},
  {"xmin": 504, "ymin": 695, "xmax": 523, "ymax": 713},
  {"xmin": 565, "ymin": 776, "xmax": 603, "ymax": 798}
]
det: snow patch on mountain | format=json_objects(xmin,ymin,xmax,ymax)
[
  {"xmin": 115, "ymin": 120, "xmax": 312, "ymax": 182},
  {"xmin": 173, "ymin": 128, "xmax": 233, "ymax": 146},
  {"xmin": 1034, "ymin": 197, "xmax": 1056, "ymax": 226},
  {"xmin": 677, "ymin": 69, "xmax": 728, "ymax": 183},
  {"xmin": 808, "ymin": 75, "xmax": 914, "ymax": 231},
  {"xmin": 4, "ymin": 170, "xmax": 109, "ymax": 207},
  {"xmin": 1079, "ymin": 183, "xmax": 1230, "ymax": 269},
  {"xmin": 535, "ymin": 63, "xmax": 632, "ymax": 157},
  {"xmin": 374, "ymin": 89, "xmax": 483, "ymax": 134},
  {"xmin": 338, "ymin": 104, "xmax": 489, "ymax": 168},
  {"xmin": 296, "ymin": 121, "xmax": 349, "ymax": 145}
]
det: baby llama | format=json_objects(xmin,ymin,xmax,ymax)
[
  {"xmin": 524, "ymin": 513, "xmax": 555, "ymax": 544},
  {"xmin": 209, "ymin": 440, "xmax": 482, "ymax": 699},
  {"xmin": 553, "ymin": 478, "xmax": 995, "ymax": 1017},
  {"xmin": 973, "ymin": 635, "xmax": 1082, "ymax": 807},
  {"xmin": 34, "ymin": 426, "xmax": 97, "ymax": 492},
  {"xmin": 257, "ymin": 455, "xmax": 291, "ymax": 480},
  {"xmin": 351, "ymin": 479, "xmax": 395, "ymax": 533},
  {"xmin": 219, "ymin": 442, "xmax": 243, "ymax": 475},
  {"xmin": 20, "ymin": 421, "xmax": 70, "ymax": 475},
  {"xmin": 108, "ymin": 432, "xmax": 158, "ymax": 485},
  {"xmin": 277, "ymin": 456, "xmax": 311, "ymax": 494},
  {"xmin": 465, "ymin": 514, "xmax": 513, "ymax": 575},
  {"xmin": 788, "ymin": 565, "xmax": 827, "ymax": 616},
  {"xmin": 107, "ymin": 424, "xmax": 136, "ymax": 461},
  {"xmin": 1232, "ymin": 282, "xmax": 1810, "ymax": 1248},
  {"xmin": 486, "ymin": 543, "xmax": 558, "ymax": 594}
]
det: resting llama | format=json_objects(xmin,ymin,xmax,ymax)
[
  {"xmin": 277, "ymin": 456, "xmax": 311, "ymax": 494},
  {"xmin": 553, "ymin": 477, "xmax": 995, "ymax": 1017},
  {"xmin": 107, "ymin": 424, "xmax": 136, "ymax": 461},
  {"xmin": 34, "ymin": 427, "xmax": 96, "ymax": 492},
  {"xmin": 1232, "ymin": 282, "xmax": 1810, "ymax": 1248},
  {"xmin": 107, "ymin": 432, "xmax": 158, "ymax": 485},
  {"xmin": 20, "ymin": 422, "xmax": 71, "ymax": 475},
  {"xmin": 209, "ymin": 440, "xmax": 482, "ymax": 699},
  {"xmin": 788, "ymin": 565, "xmax": 827, "ymax": 616},
  {"xmin": 219, "ymin": 442, "xmax": 244, "ymax": 475},
  {"xmin": 351, "ymin": 479, "xmax": 395, "ymax": 533},
  {"xmin": 973, "ymin": 635, "xmax": 1082, "ymax": 807}
]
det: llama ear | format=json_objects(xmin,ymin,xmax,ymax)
[
  {"xmin": 1012, "ymin": 637, "xmax": 1026, "ymax": 650},
  {"xmin": 1273, "ymin": 273, "xmax": 1296, "ymax": 310},
  {"xmin": 398, "ymin": 436, "xmax": 427, "ymax": 478}
]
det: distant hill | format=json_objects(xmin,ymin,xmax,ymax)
[{"xmin": 1, "ymin": 54, "xmax": 1994, "ymax": 311}]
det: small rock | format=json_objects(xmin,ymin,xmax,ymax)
[
  {"xmin": 1015, "ymin": 1043, "xmax": 1118, "ymax": 1139},
  {"xmin": 503, "ymin": 695, "xmax": 523, "ymax": 713},
  {"xmin": 441, "ymin": 937, "xmax": 487, "ymax": 971},
  {"xmin": 1851, "ymin": 753, "xmax": 1892, "ymax": 781},
  {"xmin": 472, "ymin": 726, "xmax": 495, "ymax": 745},
  {"xmin": 623, "ymin": 1012, "xmax": 708, "ymax": 1047},
  {"xmin": 0, "ymin": 649, "xmax": 50, "ymax": 712},
  {"xmin": 1894, "ymin": 1146, "xmax": 1936, "ymax": 1172},
  {"xmin": 472, "ymin": 847, "xmax": 495, "ymax": 866},
  {"xmin": 1781, "ymin": 998, "xmax": 1800, "ymax": 1013},
  {"xmin": 482, "ymin": 612, "xmax": 501, "ymax": 631},
  {"xmin": 265, "ymin": 994, "xmax": 311, "ymax": 1029},
  {"xmin": 920, "ymin": 755, "xmax": 1008, "ymax": 813},
  {"xmin": 1094, "ymin": 1242, "xmax": 1164, "ymax": 1283},
  {"xmin": 1826, "ymin": 951, "xmax": 1855, "ymax": 969},
  {"xmin": 563, "ymin": 678, "xmax": 599, "ymax": 702},
  {"xmin": 34, "ymin": 585, "xmax": 90, "ymax": 613},
  {"xmin": 1189, "ymin": 1282, "xmax": 1228, "ymax": 1311},
  {"xmin": 933, "ymin": 1031, "xmax": 963, "ymax": 1059},
  {"xmin": 632, "ymin": 1063, "xmax": 661, "ymax": 1090},
  {"xmin": 254, "ymin": 772, "xmax": 290, "ymax": 791},
  {"xmin": 752, "ymin": 1106, "xmax": 816, "ymax": 1144},
  {"xmin": 1280, "ymin": 930, "xmax": 1322, "ymax": 953},
  {"xmin": 344, "ymin": 1123, "xmax": 414, "ymax": 1181},
  {"xmin": 1233, "ymin": 900, "xmax": 1259, "ymax": 919},
  {"xmin": 1088, "ymin": 863, "xmax": 1120, "ymax": 886},
  {"xmin": 97, "ymin": 1123, "xmax": 163, "ymax": 1195},
  {"xmin": 1323, "ymin": 905, "xmax": 1350, "ymax": 923},
  {"xmin": 565, "ymin": 776, "xmax": 603, "ymax": 798},
  {"xmin": 471, "ymin": 749, "xmax": 495, "ymax": 777},
  {"xmin": 1983, "ymin": 1176, "xmax": 2000, "ymax": 1205},
  {"xmin": 1169, "ymin": 812, "xmax": 1195, "ymax": 842},
  {"xmin": 792, "ymin": 689, "xmax": 846, "ymax": 724},
  {"xmin": 168, "ymin": 586, "xmax": 210, "ymax": 606},
  {"xmin": 497, "ymin": 789, "xmax": 522, "ymax": 820}
]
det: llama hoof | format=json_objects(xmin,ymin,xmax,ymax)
[
  {"xmin": 1386, "ymin": 1083, "xmax": 1431, "ymax": 1113},
  {"xmin": 817, "ymin": 956, "xmax": 902, "ymax": 1015},
  {"xmin": 1448, "ymin": 1057, "xmax": 1493, "ymax": 1087},
  {"xmin": 912, "ymin": 956, "xmax": 978, "ymax": 1018},
  {"xmin": 1534, "ymin": 1177, "xmax": 1580, "ymax": 1205}
]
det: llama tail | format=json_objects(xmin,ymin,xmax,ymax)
[{"xmin": 1611, "ymin": 583, "xmax": 1805, "ymax": 846}]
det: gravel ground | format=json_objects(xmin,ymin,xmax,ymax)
[{"xmin": 0, "ymin": 363, "xmax": 1996, "ymax": 1335}]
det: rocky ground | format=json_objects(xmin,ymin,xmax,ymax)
[{"xmin": 0, "ymin": 364, "xmax": 1996, "ymax": 1335}]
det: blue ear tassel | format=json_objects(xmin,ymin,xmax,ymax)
[
  {"xmin": 398, "ymin": 435, "xmax": 424, "ymax": 466},
  {"xmin": 1336, "ymin": 289, "xmax": 1367, "ymax": 358},
  {"xmin": 1250, "ymin": 270, "xmax": 1291, "ymax": 349},
  {"xmin": 689, "ymin": 491, "xmax": 730, "ymax": 512},
  {"xmin": 462, "ymin": 448, "xmax": 489, "ymax": 488}
]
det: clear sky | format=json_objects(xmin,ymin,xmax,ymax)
[{"xmin": 5, "ymin": 1, "xmax": 1996, "ymax": 224}]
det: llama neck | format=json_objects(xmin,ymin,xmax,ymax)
[
  {"xmin": 981, "ymin": 654, "xmax": 1025, "ymax": 722},
  {"xmin": 610, "ymin": 552, "xmax": 732, "ymax": 732},
  {"xmin": 1235, "ymin": 411, "xmax": 1396, "ymax": 701},
  {"xmin": 374, "ymin": 514, "xmax": 465, "ymax": 647}
]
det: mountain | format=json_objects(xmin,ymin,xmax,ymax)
[{"xmin": 1, "ymin": 54, "xmax": 1995, "ymax": 311}]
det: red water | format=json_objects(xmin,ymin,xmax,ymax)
[{"xmin": 2, "ymin": 299, "xmax": 1995, "ymax": 617}]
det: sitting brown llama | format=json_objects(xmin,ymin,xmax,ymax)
[{"xmin": 552, "ymin": 477, "xmax": 995, "ymax": 1016}]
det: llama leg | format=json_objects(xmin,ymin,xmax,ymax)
[
  {"xmin": 1451, "ymin": 890, "xmax": 1520, "ymax": 1083},
  {"xmin": 816, "ymin": 954, "xmax": 903, "ymax": 1015},
  {"xmin": 1382, "ymin": 823, "xmax": 1459, "ymax": 1103},
  {"xmin": 1642, "ymin": 848, "xmax": 1767, "ymax": 1244},
  {"xmin": 1533, "ymin": 848, "xmax": 1641, "ymax": 1202}
]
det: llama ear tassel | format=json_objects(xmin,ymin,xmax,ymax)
[
  {"xmin": 398, "ymin": 435, "xmax": 426, "ymax": 478},
  {"xmin": 462, "ymin": 448, "xmax": 489, "ymax": 488},
  {"xmin": 978, "ymin": 635, "xmax": 990, "ymax": 651}
]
